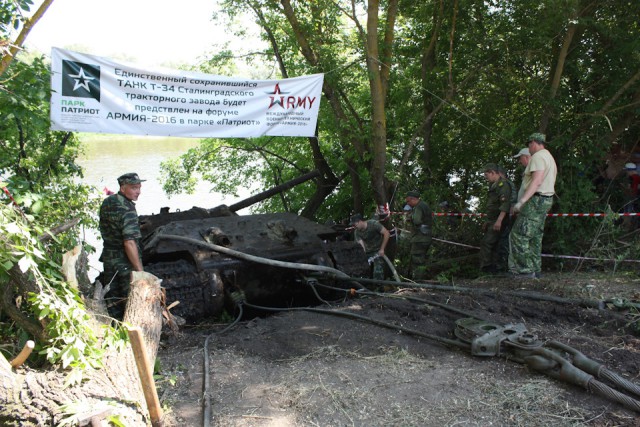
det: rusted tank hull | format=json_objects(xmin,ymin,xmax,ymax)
[{"xmin": 142, "ymin": 212, "xmax": 368, "ymax": 321}]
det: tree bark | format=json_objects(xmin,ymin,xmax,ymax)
[
  {"xmin": 0, "ymin": 271, "xmax": 166, "ymax": 426},
  {"xmin": 539, "ymin": 1, "xmax": 596, "ymax": 133},
  {"xmin": 0, "ymin": 0, "xmax": 55, "ymax": 77}
]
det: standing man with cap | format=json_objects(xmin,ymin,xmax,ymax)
[
  {"xmin": 509, "ymin": 133, "xmax": 557, "ymax": 278},
  {"xmin": 99, "ymin": 172, "xmax": 146, "ymax": 319},
  {"xmin": 480, "ymin": 163, "xmax": 512, "ymax": 274},
  {"xmin": 512, "ymin": 147, "xmax": 532, "ymax": 211},
  {"xmin": 350, "ymin": 214, "xmax": 390, "ymax": 280},
  {"xmin": 404, "ymin": 191, "xmax": 433, "ymax": 280},
  {"xmin": 513, "ymin": 147, "xmax": 531, "ymax": 168},
  {"xmin": 496, "ymin": 164, "xmax": 516, "ymax": 272}
]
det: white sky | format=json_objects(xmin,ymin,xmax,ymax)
[{"xmin": 25, "ymin": 0, "xmax": 223, "ymax": 67}]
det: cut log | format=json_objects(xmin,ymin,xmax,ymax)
[{"xmin": 0, "ymin": 272, "xmax": 167, "ymax": 426}]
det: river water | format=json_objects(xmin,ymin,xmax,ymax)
[{"xmin": 77, "ymin": 135, "xmax": 248, "ymax": 279}]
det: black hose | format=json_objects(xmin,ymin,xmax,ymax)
[
  {"xmin": 158, "ymin": 234, "xmax": 348, "ymax": 278},
  {"xmin": 299, "ymin": 278, "xmax": 488, "ymax": 321},
  {"xmin": 242, "ymin": 301, "xmax": 470, "ymax": 351},
  {"xmin": 156, "ymin": 234, "xmax": 365, "ymax": 290},
  {"xmin": 346, "ymin": 276, "xmax": 606, "ymax": 309}
]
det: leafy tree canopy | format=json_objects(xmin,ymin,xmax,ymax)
[{"xmin": 161, "ymin": 0, "xmax": 640, "ymax": 256}]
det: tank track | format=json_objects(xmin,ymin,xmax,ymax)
[{"xmin": 145, "ymin": 259, "xmax": 224, "ymax": 320}]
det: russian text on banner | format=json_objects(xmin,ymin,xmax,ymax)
[{"xmin": 50, "ymin": 48, "xmax": 324, "ymax": 138}]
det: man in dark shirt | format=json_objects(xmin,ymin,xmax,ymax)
[
  {"xmin": 480, "ymin": 163, "xmax": 512, "ymax": 274},
  {"xmin": 350, "ymin": 213, "xmax": 390, "ymax": 280},
  {"xmin": 99, "ymin": 172, "xmax": 146, "ymax": 319}
]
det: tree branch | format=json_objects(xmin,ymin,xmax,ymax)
[{"xmin": 0, "ymin": 0, "xmax": 55, "ymax": 77}]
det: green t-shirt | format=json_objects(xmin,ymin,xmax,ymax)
[{"xmin": 355, "ymin": 220, "xmax": 384, "ymax": 254}]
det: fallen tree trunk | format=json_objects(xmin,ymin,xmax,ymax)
[{"xmin": 0, "ymin": 270, "xmax": 166, "ymax": 426}]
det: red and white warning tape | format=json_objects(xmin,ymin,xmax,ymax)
[
  {"xmin": 546, "ymin": 212, "xmax": 639, "ymax": 217},
  {"xmin": 392, "ymin": 211, "xmax": 640, "ymax": 217}
]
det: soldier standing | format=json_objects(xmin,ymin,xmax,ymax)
[
  {"xmin": 509, "ymin": 133, "xmax": 557, "ymax": 278},
  {"xmin": 496, "ymin": 164, "xmax": 516, "ymax": 272},
  {"xmin": 404, "ymin": 191, "xmax": 432, "ymax": 280},
  {"xmin": 99, "ymin": 172, "xmax": 146, "ymax": 319},
  {"xmin": 480, "ymin": 163, "xmax": 512, "ymax": 274}
]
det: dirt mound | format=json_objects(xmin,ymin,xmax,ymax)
[{"xmin": 157, "ymin": 273, "xmax": 640, "ymax": 426}]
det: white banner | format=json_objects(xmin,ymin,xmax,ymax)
[{"xmin": 50, "ymin": 48, "xmax": 324, "ymax": 138}]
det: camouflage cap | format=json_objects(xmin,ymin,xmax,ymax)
[
  {"xmin": 484, "ymin": 163, "xmax": 499, "ymax": 172},
  {"xmin": 528, "ymin": 132, "xmax": 546, "ymax": 144},
  {"xmin": 117, "ymin": 172, "xmax": 146, "ymax": 186},
  {"xmin": 406, "ymin": 190, "xmax": 421, "ymax": 199},
  {"xmin": 496, "ymin": 164, "xmax": 506, "ymax": 175}
]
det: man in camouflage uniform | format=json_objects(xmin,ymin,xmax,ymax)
[
  {"xmin": 374, "ymin": 204, "xmax": 399, "ymax": 278},
  {"xmin": 404, "ymin": 190, "xmax": 432, "ymax": 280},
  {"xmin": 496, "ymin": 164, "xmax": 516, "ymax": 272},
  {"xmin": 99, "ymin": 172, "xmax": 146, "ymax": 319},
  {"xmin": 509, "ymin": 133, "xmax": 557, "ymax": 278},
  {"xmin": 480, "ymin": 163, "xmax": 512, "ymax": 274},
  {"xmin": 350, "ymin": 213, "xmax": 390, "ymax": 280}
]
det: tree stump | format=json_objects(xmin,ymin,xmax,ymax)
[{"xmin": 0, "ymin": 271, "xmax": 167, "ymax": 426}]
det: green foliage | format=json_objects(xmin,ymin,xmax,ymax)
[
  {"xmin": 0, "ymin": 54, "xmax": 123, "ymax": 378},
  {"xmin": 1, "ymin": 204, "xmax": 125, "ymax": 383},
  {"xmin": 0, "ymin": 0, "xmax": 33, "ymax": 34},
  {"xmin": 1, "ymin": 55, "xmax": 102, "ymax": 257},
  {"xmin": 178, "ymin": 1, "xmax": 640, "ymax": 265}
]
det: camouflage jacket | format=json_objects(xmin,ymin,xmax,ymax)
[
  {"xmin": 98, "ymin": 191, "xmax": 142, "ymax": 271},
  {"xmin": 354, "ymin": 220, "xmax": 384, "ymax": 255},
  {"xmin": 408, "ymin": 200, "xmax": 433, "ymax": 242}
]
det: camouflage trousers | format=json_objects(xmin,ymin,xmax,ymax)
[
  {"xmin": 101, "ymin": 263, "xmax": 133, "ymax": 320},
  {"xmin": 508, "ymin": 195, "xmax": 553, "ymax": 274},
  {"xmin": 366, "ymin": 252, "xmax": 385, "ymax": 280},
  {"xmin": 409, "ymin": 237, "xmax": 431, "ymax": 280}
]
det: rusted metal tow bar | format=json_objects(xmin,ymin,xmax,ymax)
[{"xmin": 455, "ymin": 318, "xmax": 640, "ymax": 412}]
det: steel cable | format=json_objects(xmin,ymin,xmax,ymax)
[
  {"xmin": 600, "ymin": 368, "xmax": 640, "ymax": 399},
  {"xmin": 588, "ymin": 378, "xmax": 640, "ymax": 413}
]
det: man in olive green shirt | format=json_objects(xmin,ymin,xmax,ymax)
[
  {"xmin": 404, "ymin": 191, "xmax": 432, "ymax": 280},
  {"xmin": 480, "ymin": 163, "xmax": 512, "ymax": 273}
]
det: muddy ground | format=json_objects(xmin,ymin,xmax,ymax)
[{"xmin": 156, "ymin": 272, "xmax": 640, "ymax": 427}]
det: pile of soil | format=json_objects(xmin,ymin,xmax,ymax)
[{"xmin": 157, "ymin": 272, "xmax": 640, "ymax": 426}]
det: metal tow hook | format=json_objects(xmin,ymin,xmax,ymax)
[
  {"xmin": 454, "ymin": 318, "xmax": 543, "ymax": 358},
  {"xmin": 454, "ymin": 317, "xmax": 640, "ymax": 413}
]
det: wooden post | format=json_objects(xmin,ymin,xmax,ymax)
[
  {"xmin": 9, "ymin": 340, "xmax": 34, "ymax": 368},
  {"xmin": 128, "ymin": 327, "xmax": 164, "ymax": 427}
]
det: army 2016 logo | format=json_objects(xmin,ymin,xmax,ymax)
[{"xmin": 61, "ymin": 60, "xmax": 100, "ymax": 101}]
